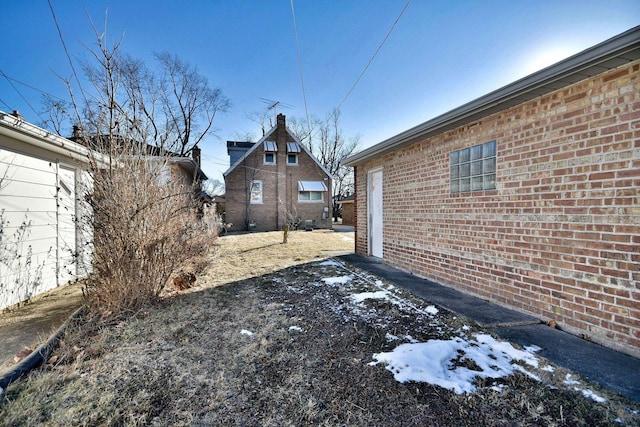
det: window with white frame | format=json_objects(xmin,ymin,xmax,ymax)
[
  {"xmin": 298, "ymin": 180, "xmax": 326, "ymax": 202},
  {"xmin": 250, "ymin": 180, "xmax": 263, "ymax": 204},
  {"xmin": 286, "ymin": 142, "xmax": 300, "ymax": 165},
  {"xmin": 264, "ymin": 141, "xmax": 277, "ymax": 164},
  {"xmin": 450, "ymin": 140, "xmax": 496, "ymax": 193},
  {"xmin": 264, "ymin": 152, "xmax": 275, "ymax": 164}
]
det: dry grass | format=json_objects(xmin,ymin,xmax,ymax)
[{"xmin": 1, "ymin": 230, "xmax": 639, "ymax": 426}]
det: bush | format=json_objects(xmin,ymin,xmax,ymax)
[{"xmin": 81, "ymin": 141, "xmax": 217, "ymax": 314}]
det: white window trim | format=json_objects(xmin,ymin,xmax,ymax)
[
  {"xmin": 250, "ymin": 180, "xmax": 263, "ymax": 204},
  {"xmin": 298, "ymin": 190, "xmax": 325, "ymax": 203},
  {"xmin": 264, "ymin": 152, "xmax": 276, "ymax": 165},
  {"xmin": 287, "ymin": 153, "xmax": 298, "ymax": 165}
]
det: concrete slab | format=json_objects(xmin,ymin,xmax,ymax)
[
  {"xmin": 492, "ymin": 324, "xmax": 640, "ymax": 402},
  {"xmin": 339, "ymin": 253, "xmax": 538, "ymax": 327},
  {"xmin": 338, "ymin": 253, "xmax": 640, "ymax": 402}
]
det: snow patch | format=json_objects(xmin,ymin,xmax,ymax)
[
  {"xmin": 322, "ymin": 276, "xmax": 352, "ymax": 285},
  {"xmin": 289, "ymin": 326, "xmax": 303, "ymax": 332},
  {"xmin": 317, "ymin": 260, "xmax": 341, "ymax": 267},
  {"xmin": 370, "ymin": 333, "xmax": 540, "ymax": 394},
  {"xmin": 351, "ymin": 290, "xmax": 392, "ymax": 303},
  {"xmin": 240, "ymin": 329, "xmax": 254, "ymax": 336}
]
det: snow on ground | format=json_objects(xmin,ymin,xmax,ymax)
[
  {"xmin": 240, "ymin": 329, "xmax": 254, "ymax": 336},
  {"xmin": 308, "ymin": 258, "xmax": 591, "ymax": 397},
  {"xmin": 370, "ymin": 333, "xmax": 539, "ymax": 394},
  {"xmin": 564, "ymin": 374, "xmax": 606, "ymax": 402}
]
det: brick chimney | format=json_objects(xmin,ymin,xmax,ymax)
[
  {"xmin": 277, "ymin": 113, "xmax": 285, "ymax": 129},
  {"xmin": 192, "ymin": 146, "xmax": 201, "ymax": 167}
]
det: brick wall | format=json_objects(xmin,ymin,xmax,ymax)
[
  {"xmin": 225, "ymin": 117, "xmax": 331, "ymax": 231},
  {"xmin": 354, "ymin": 61, "xmax": 640, "ymax": 357}
]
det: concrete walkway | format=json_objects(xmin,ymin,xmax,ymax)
[
  {"xmin": 339, "ymin": 253, "xmax": 640, "ymax": 402},
  {"xmin": 0, "ymin": 282, "xmax": 83, "ymax": 370}
]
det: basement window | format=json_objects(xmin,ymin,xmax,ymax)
[{"xmin": 450, "ymin": 140, "xmax": 496, "ymax": 193}]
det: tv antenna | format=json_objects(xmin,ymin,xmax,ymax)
[{"xmin": 260, "ymin": 98, "xmax": 294, "ymax": 117}]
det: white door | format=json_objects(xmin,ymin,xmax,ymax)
[
  {"xmin": 368, "ymin": 169, "xmax": 383, "ymax": 258},
  {"xmin": 57, "ymin": 166, "xmax": 77, "ymax": 284}
]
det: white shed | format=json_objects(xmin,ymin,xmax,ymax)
[{"xmin": 0, "ymin": 111, "xmax": 93, "ymax": 310}]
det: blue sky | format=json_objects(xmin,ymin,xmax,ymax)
[{"xmin": 1, "ymin": 1, "xmax": 638, "ymax": 184}]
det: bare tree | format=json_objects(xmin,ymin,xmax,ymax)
[
  {"xmin": 154, "ymin": 52, "xmax": 230, "ymax": 156},
  {"xmin": 310, "ymin": 109, "xmax": 359, "ymax": 198},
  {"xmin": 55, "ymin": 18, "xmax": 222, "ymax": 314}
]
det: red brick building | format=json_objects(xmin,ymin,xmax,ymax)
[
  {"xmin": 343, "ymin": 27, "xmax": 640, "ymax": 357},
  {"xmin": 224, "ymin": 114, "xmax": 332, "ymax": 232}
]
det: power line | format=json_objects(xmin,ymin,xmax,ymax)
[
  {"xmin": 48, "ymin": 0, "xmax": 86, "ymax": 121},
  {"xmin": 336, "ymin": 0, "xmax": 412, "ymax": 112},
  {"xmin": 290, "ymin": 0, "xmax": 312, "ymax": 139},
  {"xmin": 0, "ymin": 69, "xmax": 43, "ymax": 119},
  {"xmin": 0, "ymin": 71, "xmax": 66, "ymax": 101}
]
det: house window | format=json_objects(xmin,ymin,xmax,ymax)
[
  {"xmin": 250, "ymin": 180, "xmax": 263, "ymax": 204},
  {"xmin": 264, "ymin": 152, "xmax": 275, "ymax": 164},
  {"xmin": 264, "ymin": 141, "xmax": 277, "ymax": 164},
  {"xmin": 299, "ymin": 191, "xmax": 323, "ymax": 201},
  {"xmin": 286, "ymin": 142, "xmax": 300, "ymax": 165},
  {"xmin": 450, "ymin": 140, "xmax": 496, "ymax": 193},
  {"xmin": 298, "ymin": 180, "xmax": 327, "ymax": 202}
]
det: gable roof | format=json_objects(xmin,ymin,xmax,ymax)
[
  {"xmin": 223, "ymin": 121, "xmax": 333, "ymax": 178},
  {"xmin": 343, "ymin": 25, "xmax": 640, "ymax": 167}
]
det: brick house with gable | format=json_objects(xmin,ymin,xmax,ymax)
[
  {"xmin": 224, "ymin": 114, "xmax": 332, "ymax": 232},
  {"xmin": 343, "ymin": 26, "xmax": 640, "ymax": 357}
]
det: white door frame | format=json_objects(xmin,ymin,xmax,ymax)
[{"xmin": 368, "ymin": 168, "xmax": 383, "ymax": 258}]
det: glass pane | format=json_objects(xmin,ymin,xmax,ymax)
[
  {"xmin": 299, "ymin": 191, "xmax": 310, "ymax": 200},
  {"xmin": 472, "ymin": 176, "xmax": 483, "ymax": 191},
  {"xmin": 460, "ymin": 178, "xmax": 470, "ymax": 192},
  {"xmin": 460, "ymin": 162, "xmax": 470, "ymax": 178},
  {"xmin": 484, "ymin": 141, "xmax": 496, "ymax": 157},
  {"xmin": 450, "ymin": 165, "xmax": 459, "ymax": 179},
  {"xmin": 310, "ymin": 191, "xmax": 322, "ymax": 200},
  {"xmin": 450, "ymin": 179, "xmax": 459, "ymax": 193},
  {"xmin": 459, "ymin": 148, "xmax": 470, "ymax": 163},
  {"xmin": 484, "ymin": 174, "xmax": 496, "ymax": 190},
  {"xmin": 471, "ymin": 160, "xmax": 482, "ymax": 176},
  {"xmin": 450, "ymin": 151, "xmax": 459, "ymax": 165},
  {"xmin": 471, "ymin": 144, "xmax": 483, "ymax": 160},
  {"xmin": 483, "ymin": 158, "xmax": 496, "ymax": 173}
]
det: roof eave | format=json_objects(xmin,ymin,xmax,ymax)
[{"xmin": 343, "ymin": 25, "xmax": 640, "ymax": 167}]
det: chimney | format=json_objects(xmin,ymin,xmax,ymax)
[
  {"xmin": 192, "ymin": 146, "xmax": 201, "ymax": 167},
  {"xmin": 277, "ymin": 113, "xmax": 286, "ymax": 129},
  {"xmin": 226, "ymin": 141, "xmax": 255, "ymax": 165},
  {"xmin": 72, "ymin": 124, "xmax": 83, "ymax": 139}
]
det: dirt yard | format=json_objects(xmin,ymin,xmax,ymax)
[{"xmin": 1, "ymin": 229, "xmax": 639, "ymax": 426}]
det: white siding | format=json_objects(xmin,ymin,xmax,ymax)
[{"xmin": 0, "ymin": 147, "xmax": 81, "ymax": 309}]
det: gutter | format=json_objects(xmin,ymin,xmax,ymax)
[
  {"xmin": 343, "ymin": 25, "xmax": 640, "ymax": 166},
  {"xmin": 0, "ymin": 111, "xmax": 94, "ymax": 165}
]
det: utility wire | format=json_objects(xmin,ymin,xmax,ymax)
[
  {"xmin": 336, "ymin": 0, "xmax": 412, "ymax": 112},
  {"xmin": 296, "ymin": 0, "xmax": 412, "ymax": 146},
  {"xmin": 0, "ymin": 71, "xmax": 66, "ymax": 101},
  {"xmin": 0, "ymin": 69, "xmax": 43, "ymax": 119},
  {"xmin": 48, "ymin": 0, "xmax": 86, "ymax": 121},
  {"xmin": 290, "ymin": 0, "xmax": 312, "ymax": 141},
  {"xmin": 0, "ymin": 96, "xmax": 12, "ymax": 111}
]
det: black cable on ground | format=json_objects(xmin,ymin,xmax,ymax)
[{"xmin": 0, "ymin": 306, "xmax": 86, "ymax": 392}]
